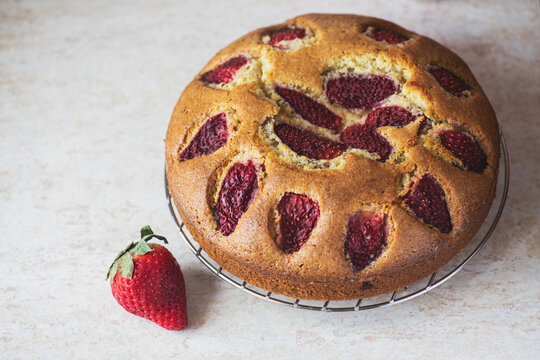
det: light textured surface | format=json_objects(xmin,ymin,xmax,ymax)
[{"xmin": 1, "ymin": 0, "xmax": 539, "ymax": 359}]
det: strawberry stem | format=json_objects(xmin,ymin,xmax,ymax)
[{"xmin": 140, "ymin": 225, "xmax": 168, "ymax": 244}]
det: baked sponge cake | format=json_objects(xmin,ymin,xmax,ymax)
[{"xmin": 165, "ymin": 14, "xmax": 500, "ymax": 300}]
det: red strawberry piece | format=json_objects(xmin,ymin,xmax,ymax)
[
  {"xmin": 107, "ymin": 226, "xmax": 187, "ymax": 331},
  {"xmin": 344, "ymin": 211, "xmax": 387, "ymax": 271},
  {"xmin": 365, "ymin": 106, "xmax": 417, "ymax": 128},
  {"xmin": 275, "ymin": 123, "xmax": 346, "ymax": 160},
  {"xmin": 367, "ymin": 28, "xmax": 408, "ymax": 44},
  {"xmin": 275, "ymin": 85, "xmax": 342, "ymax": 131},
  {"xmin": 201, "ymin": 55, "xmax": 249, "ymax": 84},
  {"xmin": 439, "ymin": 129, "xmax": 487, "ymax": 173},
  {"xmin": 325, "ymin": 74, "xmax": 398, "ymax": 110},
  {"xmin": 340, "ymin": 124, "xmax": 393, "ymax": 161},
  {"xmin": 179, "ymin": 113, "xmax": 229, "ymax": 161},
  {"xmin": 403, "ymin": 174, "xmax": 452, "ymax": 233},
  {"xmin": 214, "ymin": 161, "xmax": 259, "ymax": 236},
  {"xmin": 268, "ymin": 27, "xmax": 307, "ymax": 49},
  {"xmin": 429, "ymin": 66, "xmax": 470, "ymax": 97},
  {"xmin": 276, "ymin": 192, "xmax": 320, "ymax": 254}
]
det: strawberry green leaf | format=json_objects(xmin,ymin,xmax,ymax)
[
  {"xmin": 106, "ymin": 225, "xmax": 169, "ymax": 282},
  {"xmin": 131, "ymin": 239, "xmax": 154, "ymax": 256},
  {"xmin": 117, "ymin": 252, "xmax": 134, "ymax": 278},
  {"xmin": 106, "ymin": 241, "xmax": 135, "ymax": 281},
  {"xmin": 106, "ymin": 249, "xmax": 138, "ymax": 282},
  {"xmin": 107, "ymin": 261, "xmax": 119, "ymax": 282}
]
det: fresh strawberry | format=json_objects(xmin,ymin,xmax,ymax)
[
  {"xmin": 107, "ymin": 226, "xmax": 187, "ymax": 330},
  {"xmin": 275, "ymin": 123, "xmax": 347, "ymax": 160}
]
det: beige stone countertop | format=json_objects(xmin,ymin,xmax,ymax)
[{"xmin": 1, "ymin": 0, "xmax": 539, "ymax": 359}]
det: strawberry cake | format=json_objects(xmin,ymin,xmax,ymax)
[{"xmin": 165, "ymin": 14, "xmax": 500, "ymax": 300}]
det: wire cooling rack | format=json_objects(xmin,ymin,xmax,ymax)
[{"xmin": 165, "ymin": 134, "xmax": 509, "ymax": 312}]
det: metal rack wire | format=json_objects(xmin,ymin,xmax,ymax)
[{"xmin": 165, "ymin": 134, "xmax": 509, "ymax": 312}]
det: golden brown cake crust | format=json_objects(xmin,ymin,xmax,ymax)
[{"xmin": 165, "ymin": 14, "xmax": 500, "ymax": 300}]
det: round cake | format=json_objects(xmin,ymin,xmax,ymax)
[{"xmin": 165, "ymin": 14, "xmax": 500, "ymax": 300}]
